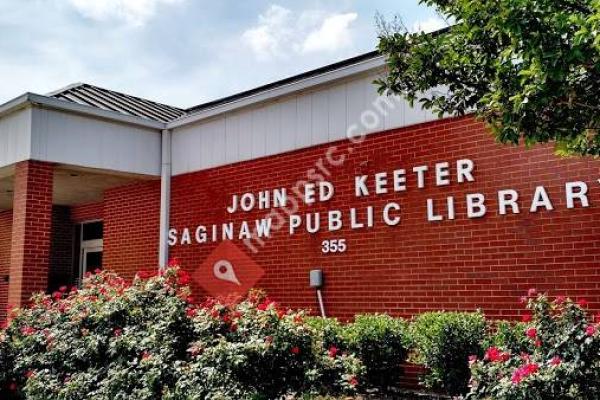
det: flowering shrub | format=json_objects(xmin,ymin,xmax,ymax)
[
  {"xmin": 344, "ymin": 314, "xmax": 410, "ymax": 390},
  {"xmin": 0, "ymin": 270, "xmax": 361, "ymax": 400},
  {"xmin": 410, "ymin": 311, "xmax": 486, "ymax": 396},
  {"xmin": 467, "ymin": 293, "xmax": 600, "ymax": 400},
  {"xmin": 305, "ymin": 317, "xmax": 347, "ymax": 351},
  {"xmin": 167, "ymin": 291, "xmax": 362, "ymax": 399},
  {"xmin": 0, "ymin": 268, "xmax": 195, "ymax": 400}
]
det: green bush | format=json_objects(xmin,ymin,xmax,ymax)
[
  {"xmin": 0, "ymin": 269, "xmax": 362, "ymax": 400},
  {"xmin": 410, "ymin": 311, "xmax": 486, "ymax": 396},
  {"xmin": 344, "ymin": 314, "xmax": 410, "ymax": 390},
  {"xmin": 467, "ymin": 294, "xmax": 600, "ymax": 400},
  {"xmin": 304, "ymin": 317, "xmax": 347, "ymax": 350},
  {"xmin": 485, "ymin": 321, "xmax": 533, "ymax": 356}
]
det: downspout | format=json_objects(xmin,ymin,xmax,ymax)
[{"xmin": 158, "ymin": 129, "xmax": 172, "ymax": 270}]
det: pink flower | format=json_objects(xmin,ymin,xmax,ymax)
[
  {"xmin": 484, "ymin": 347, "xmax": 509, "ymax": 363},
  {"xmin": 525, "ymin": 327, "xmax": 537, "ymax": 339},
  {"xmin": 468, "ymin": 355, "xmax": 478, "ymax": 365},
  {"xmin": 550, "ymin": 356, "xmax": 561, "ymax": 366},
  {"xmin": 141, "ymin": 351, "xmax": 151, "ymax": 360},
  {"xmin": 113, "ymin": 328, "xmax": 122, "ymax": 337},
  {"xmin": 328, "ymin": 346, "xmax": 339, "ymax": 358},
  {"xmin": 528, "ymin": 288, "xmax": 537, "ymax": 297},
  {"xmin": 585, "ymin": 325, "xmax": 596, "ymax": 336},
  {"xmin": 59, "ymin": 286, "xmax": 68, "ymax": 292},
  {"xmin": 555, "ymin": 295, "xmax": 566, "ymax": 304},
  {"xmin": 511, "ymin": 362, "xmax": 539, "ymax": 385},
  {"xmin": 578, "ymin": 299, "xmax": 589, "ymax": 307},
  {"xmin": 186, "ymin": 307, "xmax": 197, "ymax": 318},
  {"xmin": 20, "ymin": 326, "xmax": 36, "ymax": 336}
]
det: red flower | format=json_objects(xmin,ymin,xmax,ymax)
[
  {"xmin": 328, "ymin": 346, "xmax": 339, "ymax": 358},
  {"xmin": 137, "ymin": 270, "xmax": 156, "ymax": 279},
  {"xmin": 484, "ymin": 347, "xmax": 509, "ymax": 363},
  {"xmin": 550, "ymin": 356, "xmax": 561, "ymax": 366},
  {"xmin": 20, "ymin": 326, "xmax": 36, "ymax": 336},
  {"xmin": 229, "ymin": 323, "xmax": 238, "ymax": 332},
  {"xmin": 290, "ymin": 346, "xmax": 301, "ymax": 355},
  {"xmin": 8, "ymin": 382, "xmax": 17, "ymax": 391},
  {"xmin": 113, "ymin": 328, "xmax": 122, "ymax": 337},
  {"xmin": 59, "ymin": 285, "xmax": 68, "ymax": 292},
  {"xmin": 25, "ymin": 370, "xmax": 34, "ymax": 378},
  {"xmin": 527, "ymin": 288, "xmax": 537, "ymax": 297},
  {"xmin": 277, "ymin": 310, "xmax": 286, "ymax": 319},
  {"xmin": 52, "ymin": 291, "xmax": 62, "ymax": 300},
  {"xmin": 177, "ymin": 269, "xmax": 191, "ymax": 285},
  {"xmin": 168, "ymin": 257, "xmax": 180, "ymax": 267},
  {"xmin": 521, "ymin": 314, "xmax": 532, "ymax": 323},
  {"xmin": 511, "ymin": 362, "xmax": 539, "ymax": 384},
  {"xmin": 585, "ymin": 325, "xmax": 596, "ymax": 336},
  {"xmin": 525, "ymin": 327, "xmax": 537, "ymax": 339},
  {"xmin": 141, "ymin": 351, "xmax": 151, "ymax": 360},
  {"xmin": 257, "ymin": 299, "xmax": 275, "ymax": 311},
  {"xmin": 578, "ymin": 299, "xmax": 589, "ymax": 307},
  {"xmin": 348, "ymin": 376, "xmax": 358, "ymax": 386},
  {"xmin": 186, "ymin": 307, "xmax": 197, "ymax": 318}
]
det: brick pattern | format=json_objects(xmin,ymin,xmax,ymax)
[
  {"xmin": 71, "ymin": 202, "xmax": 103, "ymax": 223},
  {"xmin": 103, "ymin": 180, "xmax": 160, "ymax": 278},
  {"xmin": 105, "ymin": 116, "xmax": 600, "ymax": 320},
  {"xmin": 8, "ymin": 161, "xmax": 54, "ymax": 308},
  {"xmin": 0, "ymin": 210, "xmax": 12, "ymax": 321}
]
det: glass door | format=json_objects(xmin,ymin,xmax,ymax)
[{"xmin": 78, "ymin": 220, "xmax": 103, "ymax": 283}]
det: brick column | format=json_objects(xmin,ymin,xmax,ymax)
[{"xmin": 8, "ymin": 161, "xmax": 54, "ymax": 308}]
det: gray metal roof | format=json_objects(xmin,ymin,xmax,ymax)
[{"xmin": 49, "ymin": 83, "xmax": 185, "ymax": 123}]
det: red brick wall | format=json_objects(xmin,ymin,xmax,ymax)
[
  {"xmin": 71, "ymin": 202, "xmax": 103, "ymax": 223},
  {"xmin": 103, "ymin": 180, "xmax": 160, "ymax": 278},
  {"xmin": 8, "ymin": 161, "xmax": 54, "ymax": 308},
  {"xmin": 0, "ymin": 210, "xmax": 12, "ymax": 321},
  {"xmin": 106, "ymin": 116, "xmax": 600, "ymax": 320}
]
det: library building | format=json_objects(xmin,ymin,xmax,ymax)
[{"xmin": 0, "ymin": 52, "xmax": 598, "ymax": 321}]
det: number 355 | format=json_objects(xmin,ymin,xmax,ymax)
[{"xmin": 321, "ymin": 239, "xmax": 347, "ymax": 254}]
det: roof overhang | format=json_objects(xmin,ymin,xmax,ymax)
[{"xmin": 0, "ymin": 92, "xmax": 166, "ymax": 130}]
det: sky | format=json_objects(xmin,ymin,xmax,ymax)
[{"xmin": 0, "ymin": 0, "xmax": 446, "ymax": 109}]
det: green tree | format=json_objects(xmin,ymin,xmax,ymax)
[{"xmin": 376, "ymin": 0, "xmax": 600, "ymax": 156}]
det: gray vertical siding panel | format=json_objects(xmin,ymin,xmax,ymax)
[
  {"xmin": 30, "ymin": 108, "xmax": 160, "ymax": 176},
  {"xmin": 171, "ymin": 72, "xmax": 441, "ymax": 176},
  {"xmin": 0, "ymin": 109, "xmax": 31, "ymax": 167}
]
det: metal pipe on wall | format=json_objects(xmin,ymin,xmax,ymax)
[{"xmin": 158, "ymin": 129, "xmax": 172, "ymax": 270}]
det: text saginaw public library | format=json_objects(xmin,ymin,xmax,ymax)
[{"xmin": 168, "ymin": 158, "xmax": 594, "ymax": 246}]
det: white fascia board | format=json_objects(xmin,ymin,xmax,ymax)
[
  {"xmin": 167, "ymin": 55, "xmax": 386, "ymax": 129},
  {"xmin": 0, "ymin": 93, "xmax": 166, "ymax": 130}
]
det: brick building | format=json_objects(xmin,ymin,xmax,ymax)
[{"xmin": 0, "ymin": 52, "xmax": 598, "ymax": 321}]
